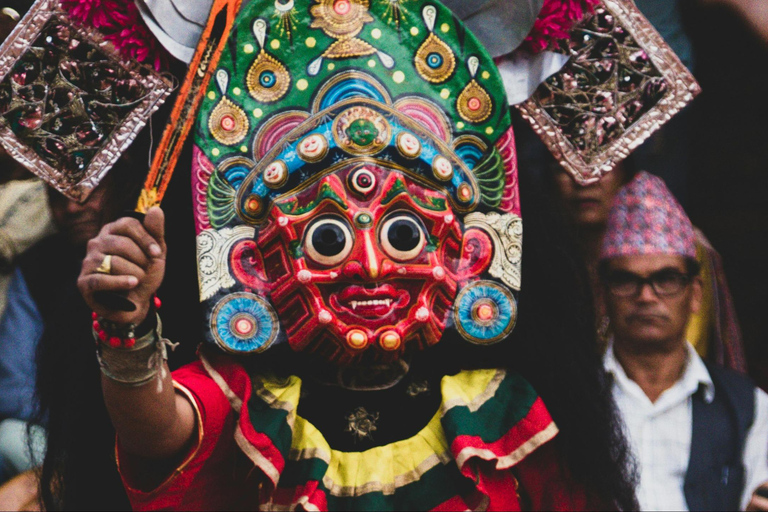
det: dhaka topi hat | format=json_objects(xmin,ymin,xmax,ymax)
[{"xmin": 600, "ymin": 171, "xmax": 696, "ymax": 260}]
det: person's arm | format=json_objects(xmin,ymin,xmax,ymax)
[
  {"xmin": 742, "ymin": 388, "xmax": 768, "ymax": 510},
  {"xmin": 78, "ymin": 207, "xmax": 195, "ymax": 460}
]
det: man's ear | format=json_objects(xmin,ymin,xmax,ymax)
[
  {"xmin": 455, "ymin": 227, "xmax": 493, "ymax": 281},
  {"xmin": 689, "ymin": 275, "xmax": 703, "ymax": 315}
]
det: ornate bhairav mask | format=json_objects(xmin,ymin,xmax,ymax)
[{"xmin": 194, "ymin": 0, "xmax": 522, "ymax": 364}]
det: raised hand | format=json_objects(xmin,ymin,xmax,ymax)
[{"xmin": 78, "ymin": 207, "xmax": 166, "ymax": 326}]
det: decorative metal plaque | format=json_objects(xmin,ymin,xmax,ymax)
[
  {"xmin": 0, "ymin": 0, "xmax": 173, "ymax": 201},
  {"xmin": 517, "ymin": 0, "xmax": 701, "ymax": 185}
]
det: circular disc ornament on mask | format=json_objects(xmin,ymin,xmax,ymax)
[
  {"xmin": 211, "ymin": 292, "xmax": 279, "ymax": 353},
  {"xmin": 454, "ymin": 280, "xmax": 517, "ymax": 345}
]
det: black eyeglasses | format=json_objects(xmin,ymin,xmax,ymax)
[{"xmin": 603, "ymin": 269, "xmax": 693, "ymax": 298}]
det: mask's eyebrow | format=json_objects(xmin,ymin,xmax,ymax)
[
  {"xmin": 275, "ymin": 179, "xmax": 349, "ymax": 216},
  {"xmin": 380, "ymin": 177, "xmax": 409, "ymax": 206},
  {"xmin": 380, "ymin": 177, "xmax": 448, "ymax": 212}
]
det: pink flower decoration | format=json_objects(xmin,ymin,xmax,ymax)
[
  {"xmin": 60, "ymin": 0, "xmax": 168, "ymax": 70},
  {"xmin": 60, "ymin": 0, "xmax": 100, "ymax": 25},
  {"xmin": 524, "ymin": 0, "xmax": 600, "ymax": 53}
]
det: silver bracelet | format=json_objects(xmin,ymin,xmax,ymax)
[{"xmin": 95, "ymin": 314, "xmax": 175, "ymax": 387}]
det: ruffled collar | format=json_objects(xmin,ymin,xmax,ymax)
[{"xmin": 200, "ymin": 354, "xmax": 558, "ymax": 511}]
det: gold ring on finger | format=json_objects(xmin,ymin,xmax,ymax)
[{"xmin": 95, "ymin": 254, "xmax": 112, "ymax": 275}]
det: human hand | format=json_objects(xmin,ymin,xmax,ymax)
[
  {"xmin": 78, "ymin": 207, "xmax": 166, "ymax": 325},
  {"xmin": 747, "ymin": 482, "xmax": 768, "ymax": 511}
]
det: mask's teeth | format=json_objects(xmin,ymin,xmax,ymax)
[{"xmin": 350, "ymin": 299, "xmax": 393, "ymax": 309}]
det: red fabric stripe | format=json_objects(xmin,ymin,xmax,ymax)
[
  {"xmin": 431, "ymin": 495, "xmax": 473, "ymax": 511},
  {"xmin": 431, "ymin": 490, "xmax": 494, "ymax": 512},
  {"xmin": 451, "ymin": 397, "xmax": 554, "ymax": 469},
  {"xmin": 476, "ymin": 469, "xmax": 522, "ymax": 511},
  {"xmin": 205, "ymin": 353, "xmax": 287, "ymax": 476},
  {"xmin": 271, "ymin": 481, "xmax": 328, "ymax": 511}
]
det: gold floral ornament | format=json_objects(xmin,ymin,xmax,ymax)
[
  {"xmin": 273, "ymin": 0, "xmax": 298, "ymax": 42},
  {"xmin": 456, "ymin": 56, "xmax": 492, "ymax": 124},
  {"xmin": 311, "ymin": 0, "xmax": 372, "ymax": 39},
  {"xmin": 209, "ymin": 70, "xmax": 250, "ymax": 146},
  {"xmin": 247, "ymin": 18, "xmax": 291, "ymax": 103},
  {"xmin": 307, "ymin": 0, "xmax": 395, "ymax": 75},
  {"xmin": 381, "ymin": 0, "xmax": 409, "ymax": 29},
  {"xmin": 345, "ymin": 406, "xmax": 379, "ymax": 441},
  {"xmin": 414, "ymin": 5, "xmax": 455, "ymax": 84}
]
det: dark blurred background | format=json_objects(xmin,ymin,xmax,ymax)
[{"xmin": 682, "ymin": 1, "xmax": 768, "ymax": 390}]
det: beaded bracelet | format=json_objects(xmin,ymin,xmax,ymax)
[
  {"xmin": 92, "ymin": 295, "xmax": 162, "ymax": 348},
  {"xmin": 92, "ymin": 296, "xmax": 175, "ymax": 387},
  {"xmin": 95, "ymin": 314, "xmax": 167, "ymax": 386}
]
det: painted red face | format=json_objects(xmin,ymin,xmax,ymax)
[{"xmin": 231, "ymin": 163, "xmax": 493, "ymax": 364}]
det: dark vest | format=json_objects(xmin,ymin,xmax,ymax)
[{"xmin": 683, "ymin": 363, "xmax": 755, "ymax": 511}]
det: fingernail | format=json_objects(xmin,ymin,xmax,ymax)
[
  {"xmin": 127, "ymin": 276, "xmax": 138, "ymax": 287},
  {"xmin": 149, "ymin": 244, "xmax": 161, "ymax": 257}
]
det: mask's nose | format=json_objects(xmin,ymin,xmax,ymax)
[
  {"xmin": 360, "ymin": 230, "xmax": 380, "ymax": 279},
  {"xmin": 341, "ymin": 230, "xmax": 381, "ymax": 280}
]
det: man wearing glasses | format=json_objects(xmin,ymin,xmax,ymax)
[{"xmin": 599, "ymin": 171, "xmax": 768, "ymax": 511}]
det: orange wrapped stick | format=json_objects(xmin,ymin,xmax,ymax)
[
  {"xmin": 136, "ymin": 0, "xmax": 243, "ymax": 213},
  {"xmin": 94, "ymin": 0, "xmax": 242, "ymax": 312}
]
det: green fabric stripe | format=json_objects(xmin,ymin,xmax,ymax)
[
  {"xmin": 246, "ymin": 396, "xmax": 293, "ymax": 459},
  {"xmin": 315, "ymin": 458, "xmax": 473, "ymax": 512},
  {"xmin": 442, "ymin": 371, "xmax": 539, "ymax": 443},
  {"xmin": 279, "ymin": 456, "xmax": 329, "ymax": 488}
]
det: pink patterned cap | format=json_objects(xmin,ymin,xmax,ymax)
[{"xmin": 600, "ymin": 171, "xmax": 696, "ymax": 260}]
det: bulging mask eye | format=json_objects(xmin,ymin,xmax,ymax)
[
  {"xmin": 304, "ymin": 217, "xmax": 354, "ymax": 266},
  {"xmin": 380, "ymin": 213, "xmax": 426, "ymax": 261}
]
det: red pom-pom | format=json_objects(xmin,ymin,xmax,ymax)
[
  {"xmin": 93, "ymin": 321, "xmax": 100, "ymax": 331},
  {"xmin": 92, "ymin": 312, "xmax": 98, "ymax": 320},
  {"xmin": 125, "ymin": 338, "xmax": 136, "ymax": 348},
  {"xmin": 153, "ymin": 296, "xmax": 162, "ymax": 309},
  {"xmin": 98, "ymin": 330, "xmax": 108, "ymax": 341},
  {"xmin": 109, "ymin": 337, "xmax": 121, "ymax": 348}
]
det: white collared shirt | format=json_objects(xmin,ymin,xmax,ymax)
[{"xmin": 605, "ymin": 342, "xmax": 768, "ymax": 511}]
